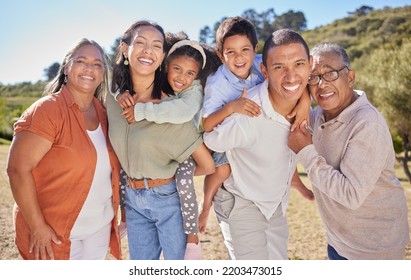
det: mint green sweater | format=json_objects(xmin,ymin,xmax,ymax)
[
  {"xmin": 106, "ymin": 91, "xmax": 202, "ymax": 180},
  {"xmin": 133, "ymin": 79, "xmax": 203, "ymax": 127}
]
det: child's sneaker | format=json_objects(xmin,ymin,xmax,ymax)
[
  {"xmin": 184, "ymin": 242, "xmax": 203, "ymax": 260},
  {"xmin": 118, "ymin": 221, "xmax": 127, "ymax": 238}
]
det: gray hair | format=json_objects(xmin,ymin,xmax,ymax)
[
  {"xmin": 44, "ymin": 38, "xmax": 110, "ymax": 103},
  {"xmin": 310, "ymin": 43, "xmax": 350, "ymax": 67}
]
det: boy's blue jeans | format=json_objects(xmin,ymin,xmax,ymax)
[{"xmin": 125, "ymin": 180, "xmax": 186, "ymax": 259}]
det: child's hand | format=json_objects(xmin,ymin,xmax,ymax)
[
  {"xmin": 288, "ymin": 107, "xmax": 309, "ymax": 132},
  {"xmin": 117, "ymin": 91, "xmax": 134, "ymax": 109},
  {"xmin": 121, "ymin": 107, "xmax": 136, "ymax": 124},
  {"xmin": 288, "ymin": 86, "xmax": 311, "ymax": 131},
  {"xmin": 288, "ymin": 109, "xmax": 308, "ymax": 132},
  {"xmin": 228, "ymin": 88, "xmax": 261, "ymax": 117}
]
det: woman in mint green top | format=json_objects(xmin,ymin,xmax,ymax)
[
  {"xmin": 114, "ymin": 31, "xmax": 221, "ymax": 259},
  {"xmin": 107, "ymin": 21, "xmax": 215, "ymax": 260}
]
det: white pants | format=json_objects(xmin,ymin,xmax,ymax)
[
  {"xmin": 69, "ymin": 223, "xmax": 111, "ymax": 260},
  {"xmin": 213, "ymin": 187, "xmax": 288, "ymax": 260}
]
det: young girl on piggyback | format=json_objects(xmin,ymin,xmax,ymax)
[{"xmin": 115, "ymin": 31, "xmax": 221, "ymax": 259}]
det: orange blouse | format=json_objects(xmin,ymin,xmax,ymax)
[{"xmin": 13, "ymin": 86, "xmax": 121, "ymax": 259}]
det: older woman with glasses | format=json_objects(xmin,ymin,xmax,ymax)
[
  {"xmin": 7, "ymin": 38, "xmax": 122, "ymax": 260},
  {"xmin": 288, "ymin": 42, "xmax": 409, "ymax": 260}
]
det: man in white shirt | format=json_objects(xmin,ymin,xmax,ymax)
[{"xmin": 203, "ymin": 29, "xmax": 312, "ymax": 259}]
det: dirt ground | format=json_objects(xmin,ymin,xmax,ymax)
[{"xmin": 1, "ymin": 144, "xmax": 410, "ymax": 260}]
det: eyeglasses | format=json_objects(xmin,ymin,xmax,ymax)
[
  {"xmin": 308, "ymin": 66, "xmax": 349, "ymax": 85},
  {"xmin": 70, "ymin": 58, "xmax": 105, "ymax": 72}
]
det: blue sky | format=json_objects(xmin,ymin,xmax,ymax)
[{"xmin": 0, "ymin": 0, "xmax": 409, "ymax": 84}]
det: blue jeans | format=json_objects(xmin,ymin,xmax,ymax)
[
  {"xmin": 327, "ymin": 244, "xmax": 348, "ymax": 260},
  {"xmin": 212, "ymin": 151, "xmax": 229, "ymax": 167},
  {"xmin": 125, "ymin": 180, "xmax": 186, "ymax": 260}
]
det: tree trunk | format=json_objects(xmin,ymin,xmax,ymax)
[{"xmin": 401, "ymin": 133, "xmax": 411, "ymax": 183}]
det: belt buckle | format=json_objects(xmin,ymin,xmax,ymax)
[
  {"xmin": 143, "ymin": 178, "xmax": 149, "ymax": 189},
  {"xmin": 127, "ymin": 177, "xmax": 146, "ymax": 189}
]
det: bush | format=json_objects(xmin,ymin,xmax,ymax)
[{"xmin": 392, "ymin": 133, "xmax": 404, "ymax": 154}]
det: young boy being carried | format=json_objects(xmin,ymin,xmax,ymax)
[{"xmin": 199, "ymin": 17, "xmax": 314, "ymax": 234}]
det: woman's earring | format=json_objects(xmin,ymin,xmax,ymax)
[
  {"xmin": 64, "ymin": 75, "xmax": 67, "ymax": 84},
  {"xmin": 124, "ymin": 58, "xmax": 129, "ymax": 66}
]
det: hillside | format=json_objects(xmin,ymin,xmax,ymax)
[{"xmin": 302, "ymin": 5, "xmax": 411, "ymax": 62}]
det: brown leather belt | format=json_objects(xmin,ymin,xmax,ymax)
[{"xmin": 127, "ymin": 176, "xmax": 175, "ymax": 189}]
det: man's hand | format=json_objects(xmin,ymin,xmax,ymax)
[{"xmin": 288, "ymin": 124, "xmax": 313, "ymax": 154}]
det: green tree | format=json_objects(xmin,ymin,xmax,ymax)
[
  {"xmin": 108, "ymin": 37, "xmax": 120, "ymax": 67},
  {"xmin": 241, "ymin": 8, "xmax": 260, "ymax": 28},
  {"xmin": 255, "ymin": 8, "xmax": 276, "ymax": 41},
  {"xmin": 348, "ymin": 5, "xmax": 374, "ymax": 16},
  {"xmin": 241, "ymin": 8, "xmax": 276, "ymax": 42},
  {"xmin": 43, "ymin": 62, "xmax": 60, "ymax": 81},
  {"xmin": 198, "ymin": 8, "xmax": 278, "ymax": 45},
  {"xmin": 359, "ymin": 38, "xmax": 411, "ymax": 181},
  {"xmin": 273, "ymin": 10, "xmax": 307, "ymax": 31},
  {"xmin": 199, "ymin": 25, "xmax": 214, "ymax": 44}
]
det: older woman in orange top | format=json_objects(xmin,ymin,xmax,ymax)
[{"xmin": 6, "ymin": 38, "xmax": 121, "ymax": 260}]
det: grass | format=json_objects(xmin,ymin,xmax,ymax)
[
  {"xmin": 0, "ymin": 138, "xmax": 11, "ymax": 145},
  {"xmin": 0, "ymin": 142, "xmax": 410, "ymax": 260}
]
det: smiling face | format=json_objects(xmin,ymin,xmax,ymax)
[
  {"xmin": 65, "ymin": 44, "xmax": 105, "ymax": 94},
  {"xmin": 261, "ymin": 43, "xmax": 311, "ymax": 114},
  {"xmin": 309, "ymin": 52, "xmax": 356, "ymax": 121},
  {"xmin": 123, "ymin": 25, "xmax": 165, "ymax": 77},
  {"xmin": 167, "ymin": 55, "xmax": 200, "ymax": 93},
  {"xmin": 219, "ymin": 34, "xmax": 258, "ymax": 79}
]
